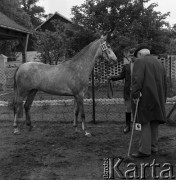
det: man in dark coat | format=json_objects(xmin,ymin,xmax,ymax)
[{"xmin": 131, "ymin": 46, "xmax": 167, "ymax": 158}]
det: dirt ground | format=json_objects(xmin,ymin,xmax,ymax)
[{"xmin": 0, "ymin": 104, "xmax": 176, "ymax": 180}]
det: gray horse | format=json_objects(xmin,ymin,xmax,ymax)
[{"xmin": 13, "ymin": 35, "xmax": 117, "ymax": 136}]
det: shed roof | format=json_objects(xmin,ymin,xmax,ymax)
[
  {"xmin": 36, "ymin": 12, "xmax": 72, "ymax": 31},
  {"xmin": 0, "ymin": 11, "xmax": 31, "ymax": 40}
]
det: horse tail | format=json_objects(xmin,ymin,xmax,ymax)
[{"xmin": 13, "ymin": 66, "xmax": 20, "ymax": 114}]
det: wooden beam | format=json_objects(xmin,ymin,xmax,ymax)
[
  {"xmin": 0, "ymin": 27, "xmax": 27, "ymax": 39},
  {"xmin": 24, "ymin": 34, "xmax": 29, "ymax": 63},
  {"xmin": 21, "ymin": 34, "xmax": 29, "ymax": 63}
]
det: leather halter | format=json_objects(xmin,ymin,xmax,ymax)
[
  {"xmin": 100, "ymin": 41, "xmax": 110, "ymax": 61},
  {"xmin": 100, "ymin": 39, "xmax": 114, "ymax": 98}
]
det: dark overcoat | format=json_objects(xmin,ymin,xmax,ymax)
[
  {"xmin": 132, "ymin": 55, "xmax": 167, "ymax": 124},
  {"xmin": 111, "ymin": 64, "xmax": 131, "ymax": 100}
]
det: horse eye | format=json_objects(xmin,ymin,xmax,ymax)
[{"xmin": 107, "ymin": 44, "xmax": 111, "ymax": 48}]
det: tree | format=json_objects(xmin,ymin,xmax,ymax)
[
  {"xmin": 165, "ymin": 24, "xmax": 176, "ymax": 55},
  {"xmin": 33, "ymin": 20, "xmax": 98, "ymax": 64},
  {"xmin": 71, "ymin": 0, "xmax": 170, "ymax": 58},
  {"xmin": 33, "ymin": 20, "xmax": 73, "ymax": 64},
  {"xmin": 0, "ymin": 0, "xmax": 32, "ymax": 28},
  {"xmin": 66, "ymin": 25, "xmax": 99, "ymax": 55},
  {"xmin": 20, "ymin": 0, "xmax": 47, "ymax": 27}
]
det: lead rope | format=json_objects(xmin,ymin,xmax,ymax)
[{"xmin": 107, "ymin": 62, "xmax": 113, "ymax": 98}]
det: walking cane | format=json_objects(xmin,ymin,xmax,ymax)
[
  {"xmin": 125, "ymin": 97, "xmax": 140, "ymax": 162},
  {"xmin": 166, "ymin": 102, "xmax": 176, "ymax": 125},
  {"xmin": 107, "ymin": 79, "xmax": 113, "ymax": 99}
]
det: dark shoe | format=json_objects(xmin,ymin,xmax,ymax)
[
  {"xmin": 131, "ymin": 151, "xmax": 150, "ymax": 158},
  {"xmin": 159, "ymin": 150, "xmax": 170, "ymax": 156},
  {"xmin": 151, "ymin": 149, "xmax": 158, "ymax": 155},
  {"xmin": 124, "ymin": 112, "xmax": 131, "ymax": 133},
  {"xmin": 123, "ymin": 125, "xmax": 130, "ymax": 133},
  {"xmin": 151, "ymin": 146, "xmax": 158, "ymax": 154}
]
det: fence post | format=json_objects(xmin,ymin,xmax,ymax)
[
  {"xmin": 91, "ymin": 69, "xmax": 96, "ymax": 124},
  {"xmin": 169, "ymin": 56, "xmax": 172, "ymax": 87},
  {"xmin": 0, "ymin": 54, "xmax": 7, "ymax": 91}
]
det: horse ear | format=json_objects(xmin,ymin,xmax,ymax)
[
  {"xmin": 101, "ymin": 34, "xmax": 108, "ymax": 42},
  {"xmin": 101, "ymin": 35, "xmax": 107, "ymax": 41},
  {"xmin": 104, "ymin": 35, "xmax": 107, "ymax": 40}
]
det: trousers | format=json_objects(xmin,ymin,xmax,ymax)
[
  {"xmin": 125, "ymin": 100, "xmax": 131, "ymax": 113},
  {"xmin": 139, "ymin": 121, "xmax": 159, "ymax": 155}
]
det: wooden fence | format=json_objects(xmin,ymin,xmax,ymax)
[{"xmin": 1, "ymin": 55, "xmax": 176, "ymax": 90}]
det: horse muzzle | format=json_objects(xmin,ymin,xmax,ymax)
[{"xmin": 109, "ymin": 57, "xmax": 118, "ymax": 66}]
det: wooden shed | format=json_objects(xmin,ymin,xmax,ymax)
[{"xmin": 0, "ymin": 11, "xmax": 31, "ymax": 63}]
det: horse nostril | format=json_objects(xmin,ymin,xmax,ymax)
[{"xmin": 110, "ymin": 60, "xmax": 114, "ymax": 65}]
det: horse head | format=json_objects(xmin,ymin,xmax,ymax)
[{"xmin": 99, "ymin": 35, "xmax": 117, "ymax": 65}]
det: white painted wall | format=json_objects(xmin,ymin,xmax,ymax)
[{"xmin": 16, "ymin": 51, "xmax": 41, "ymax": 62}]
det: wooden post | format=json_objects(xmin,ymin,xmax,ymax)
[
  {"xmin": 21, "ymin": 33, "xmax": 29, "ymax": 63},
  {"xmin": 91, "ymin": 69, "xmax": 96, "ymax": 124},
  {"xmin": 169, "ymin": 56, "xmax": 172, "ymax": 87}
]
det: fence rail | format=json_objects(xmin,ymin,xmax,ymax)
[
  {"xmin": 0, "ymin": 55, "xmax": 176, "ymax": 124},
  {"xmin": 0, "ymin": 89, "xmax": 175, "ymax": 124}
]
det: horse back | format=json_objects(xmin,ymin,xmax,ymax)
[{"xmin": 16, "ymin": 62, "xmax": 85, "ymax": 95}]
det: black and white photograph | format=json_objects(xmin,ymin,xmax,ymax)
[{"xmin": 0, "ymin": 0, "xmax": 176, "ymax": 179}]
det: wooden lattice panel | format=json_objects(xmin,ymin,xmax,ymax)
[
  {"xmin": 3, "ymin": 55, "xmax": 176, "ymax": 90},
  {"xmin": 169, "ymin": 55, "xmax": 176, "ymax": 80},
  {"xmin": 93, "ymin": 59, "xmax": 124, "ymax": 85},
  {"xmin": 93, "ymin": 55, "xmax": 176, "ymax": 87},
  {"xmin": 5, "ymin": 68, "xmax": 17, "ymax": 89},
  {"xmin": 158, "ymin": 55, "xmax": 176, "ymax": 80},
  {"xmin": 0, "ymin": 69, "xmax": 6, "ymax": 90}
]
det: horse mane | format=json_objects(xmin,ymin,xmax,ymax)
[{"xmin": 71, "ymin": 38, "xmax": 100, "ymax": 62}]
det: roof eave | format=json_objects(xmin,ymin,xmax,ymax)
[{"xmin": 0, "ymin": 24, "xmax": 32, "ymax": 34}]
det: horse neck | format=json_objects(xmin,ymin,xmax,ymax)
[{"xmin": 74, "ymin": 39, "xmax": 101, "ymax": 79}]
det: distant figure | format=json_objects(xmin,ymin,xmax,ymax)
[
  {"xmin": 109, "ymin": 49, "xmax": 136, "ymax": 133},
  {"xmin": 131, "ymin": 45, "xmax": 167, "ymax": 158}
]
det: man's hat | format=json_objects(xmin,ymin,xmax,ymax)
[
  {"xmin": 134, "ymin": 45, "xmax": 151, "ymax": 57},
  {"xmin": 128, "ymin": 48, "xmax": 136, "ymax": 56}
]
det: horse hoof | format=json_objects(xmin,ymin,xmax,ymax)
[
  {"xmin": 14, "ymin": 128, "xmax": 20, "ymax": 135},
  {"xmin": 85, "ymin": 132, "xmax": 92, "ymax": 137}
]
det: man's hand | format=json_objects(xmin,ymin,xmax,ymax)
[
  {"xmin": 133, "ymin": 93, "xmax": 142, "ymax": 104},
  {"xmin": 133, "ymin": 98, "xmax": 138, "ymax": 104},
  {"xmin": 108, "ymin": 76, "xmax": 112, "ymax": 81}
]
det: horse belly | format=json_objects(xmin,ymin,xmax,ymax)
[
  {"xmin": 16, "ymin": 63, "xmax": 77, "ymax": 96},
  {"xmin": 40, "ymin": 85, "xmax": 73, "ymax": 96},
  {"xmin": 38, "ymin": 76, "xmax": 74, "ymax": 96}
]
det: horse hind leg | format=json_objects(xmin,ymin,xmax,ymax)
[
  {"xmin": 13, "ymin": 96, "xmax": 25, "ymax": 135},
  {"xmin": 24, "ymin": 89, "xmax": 38, "ymax": 131}
]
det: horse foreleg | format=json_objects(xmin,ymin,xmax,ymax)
[
  {"xmin": 73, "ymin": 99, "xmax": 80, "ymax": 133},
  {"xmin": 79, "ymin": 99, "xmax": 91, "ymax": 137},
  {"xmin": 24, "ymin": 90, "xmax": 37, "ymax": 131},
  {"xmin": 13, "ymin": 114, "xmax": 19, "ymax": 134}
]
